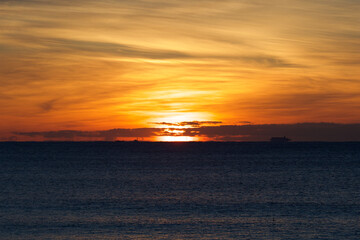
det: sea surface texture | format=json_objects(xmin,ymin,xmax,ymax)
[{"xmin": 0, "ymin": 142, "xmax": 359, "ymax": 239}]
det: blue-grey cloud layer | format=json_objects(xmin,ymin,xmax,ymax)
[{"xmin": 14, "ymin": 123, "xmax": 360, "ymax": 141}]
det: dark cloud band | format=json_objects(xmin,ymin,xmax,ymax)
[{"xmin": 14, "ymin": 123, "xmax": 360, "ymax": 142}]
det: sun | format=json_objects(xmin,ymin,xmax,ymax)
[
  {"xmin": 149, "ymin": 112, "xmax": 212, "ymax": 141},
  {"xmin": 156, "ymin": 136, "xmax": 199, "ymax": 142}
]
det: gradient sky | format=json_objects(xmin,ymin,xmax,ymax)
[{"xmin": 1, "ymin": 0, "xmax": 360, "ymax": 141}]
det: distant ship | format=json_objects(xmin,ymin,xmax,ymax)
[{"xmin": 270, "ymin": 136, "xmax": 291, "ymax": 143}]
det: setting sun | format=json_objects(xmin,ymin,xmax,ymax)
[{"xmin": 156, "ymin": 136, "xmax": 199, "ymax": 142}]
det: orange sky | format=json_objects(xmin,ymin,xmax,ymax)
[{"xmin": 1, "ymin": 0, "xmax": 360, "ymax": 141}]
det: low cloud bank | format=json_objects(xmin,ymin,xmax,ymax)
[
  {"xmin": 13, "ymin": 123, "xmax": 360, "ymax": 141},
  {"xmin": 14, "ymin": 128, "xmax": 158, "ymax": 141},
  {"xmin": 185, "ymin": 123, "xmax": 360, "ymax": 141}
]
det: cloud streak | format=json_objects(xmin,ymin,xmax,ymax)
[{"xmin": 150, "ymin": 121, "xmax": 222, "ymax": 127}]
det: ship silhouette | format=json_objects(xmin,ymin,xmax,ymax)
[{"xmin": 270, "ymin": 136, "xmax": 291, "ymax": 143}]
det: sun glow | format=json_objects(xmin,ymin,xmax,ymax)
[
  {"xmin": 156, "ymin": 136, "xmax": 198, "ymax": 142},
  {"xmin": 150, "ymin": 113, "xmax": 215, "ymax": 141}
]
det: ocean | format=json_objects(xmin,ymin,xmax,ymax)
[{"xmin": 0, "ymin": 142, "xmax": 359, "ymax": 239}]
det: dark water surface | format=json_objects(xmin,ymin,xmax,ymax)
[{"xmin": 0, "ymin": 142, "xmax": 359, "ymax": 239}]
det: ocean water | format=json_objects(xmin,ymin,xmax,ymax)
[{"xmin": 0, "ymin": 142, "xmax": 359, "ymax": 239}]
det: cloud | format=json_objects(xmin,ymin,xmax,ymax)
[
  {"xmin": 38, "ymin": 98, "xmax": 58, "ymax": 112},
  {"xmin": 3, "ymin": 33, "xmax": 301, "ymax": 69},
  {"xmin": 13, "ymin": 123, "xmax": 360, "ymax": 142},
  {"xmin": 150, "ymin": 122, "xmax": 179, "ymax": 126},
  {"xmin": 15, "ymin": 128, "xmax": 159, "ymax": 141},
  {"xmin": 185, "ymin": 123, "xmax": 360, "ymax": 141},
  {"xmin": 179, "ymin": 121, "xmax": 222, "ymax": 126},
  {"xmin": 150, "ymin": 121, "xmax": 222, "ymax": 127},
  {"xmin": 234, "ymin": 55, "xmax": 303, "ymax": 68},
  {"xmin": 2, "ymin": 35, "xmax": 192, "ymax": 60},
  {"xmin": 238, "ymin": 121, "xmax": 252, "ymax": 124}
]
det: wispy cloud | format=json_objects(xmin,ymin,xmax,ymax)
[{"xmin": 3, "ymin": 35, "xmax": 192, "ymax": 59}]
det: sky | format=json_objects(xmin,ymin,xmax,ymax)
[{"xmin": 1, "ymin": 0, "xmax": 360, "ymax": 141}]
